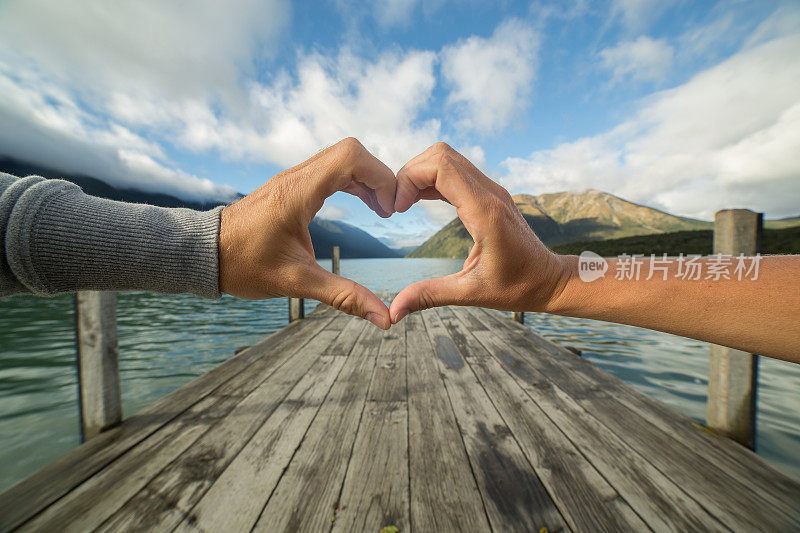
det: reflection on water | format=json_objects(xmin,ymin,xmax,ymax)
[{"xmin": 1, "ymin": 257, "xmax": 798, "ymax": 491}]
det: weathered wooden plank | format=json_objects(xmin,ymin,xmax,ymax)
[
  {"xmin": 75, "ymin": 290, "xmax": 122, "ymax": 441},
  {"xmin": 19, "ymin": 314, "xmax": 338, "ymax": 531},
  {"xmin": 436, "ymin": 305, "xmax": 490, "ymax": 357},
  {"xmin": 477, "ymin": 307, "xmax": 800, "ymax": 528},
  {"xmin": 367, "ymin": 319, "xmax": 407, "ymax": 402},
  {"xmin": 17, "ymin": 314, "xmax": 338, "ymax": 532},
  {"xmin": 95, "ymin": 317, "xmax": 356, "ymax": 532},
  {"xmin": 422, "ymin": 309, "xmax": 567, "ymax": 532},
  {"xmin": 466, "ymin": 307, "xmax": 725, "ymax": 531},
  {"xmin": 0, "ymin": 312, "xmax": 334, "ymax": 532},
  {"xmin": 405, "ymin": 312, "xmax": 491, "ymax": 531},
  {"xmin": 172, "ymin": 355, "xmax": 347, "ymax": 533},
  {"xmin": 323, "ymin": 314, "xmax": 369, "ymax": 355},
  {"xmin": 332, "ymin": 401, "xmax": 409, "ymax": 533},
  {"xmin": 486, "ymin": 306, "xmax": 771, "ymax": 472},
  {"xmin": 446, "ymin": 306, "xmax": 649, "ymax": 532},
  {"xmin": 251, "ymin": 323, "xmax": 384, "ymax": 532},
  {"xmin": 21, "ymin": 395, "xmax": 234, "ymax": 533}
]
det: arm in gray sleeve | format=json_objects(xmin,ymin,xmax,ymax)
[{"xmin": 1, "ymin": 172, "xmax": 222, "ymax": 299}]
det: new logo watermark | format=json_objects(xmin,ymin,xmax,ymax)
[
  {"xmin": 578, "ymin": 251, "xmax": 608, "ymax": 282},
  {"xmin": 576, "ymin": 252, "xmax": 761, "ymax": 282}
]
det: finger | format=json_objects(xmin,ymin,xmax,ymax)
[
  {"xmin": 394, "ymin": 147, "xmax": 477, "ymax": 213},
  {"xmin": 389, "ymin": 274, "xmax": 464, "ymax": 323},
  {"xmin": 349, "ymin": 145, "xmax": 397, "ymax": 216},
  {"xmin": 342, "ymin": 181, "xmax": 390, "ymax": 217},
  {"xmin": 311, "ymin": 138, "xmax": 396, "ymax": 217},
  {"xmin": 304, "ymin": 264, "xmax": 391, "ymax": 329},
  {"xmin": 418, "ymin": 187, "xmax": 446, "ymax": 202}
]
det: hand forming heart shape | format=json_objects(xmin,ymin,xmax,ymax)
[
  {"xmin": 388, "ymin": 142, "xmax": 569, "ymax": 324},
  {"xmin": 218, "ymin": 138, "xmax": 570, "ymax": 330}
]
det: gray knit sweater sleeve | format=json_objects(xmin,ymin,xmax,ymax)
[{"xmin": 1, "ymin": 172, "xmax": 222, "ymax": 299}]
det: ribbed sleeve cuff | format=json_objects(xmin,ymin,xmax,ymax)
[{"xmin": 5, "ymin": 179, "xmax": 223, "ymax": 299}]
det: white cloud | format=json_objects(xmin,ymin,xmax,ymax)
[
  {"xmin": 0, "ymin": 0, "xmax": 289, "ymax": 102},
  {"xmin": 318, "ymin": 203, "xmax": 352, "ymax": 220},
  {"xmin": 0, "ymin": 0, "xmax": 287, "ymax": 201},
  {"xmin": 599, "ymin": 35, "xmax": 674, "ymax": 85},
  {"xmin": 611, "ymin": 0, "xmax": 673, "ymax": 32},
  {"xmin": 677, "ymin": 12, "xmax": 737, "ymax": 60},
  {"xmin": 169, "ymin": 48, "xmax": 442, "ymax": 172},
  {"xmin": 500, "ymin": 34, "xmax": 800, "ymax": 219},
  {"xmin": 744, "ymin": 4, "xmax": 800, "ymax": 49},
  {"xmin": 441, "ymin": 18, "xmax": 540, "ymax": 133},
  {"xmin": 372, "ymin": 0, "xmax": 423, "ymax": 28},
  {"xmin": 0, "ymin": 0, "xmax": 484, "ymax": 206},
  {"xmin": 0, "ymin": 66, "xmax": 237, "ymax": 202},
  {"xmin": 418, "ymin": 200, "xmax": 458, "ymax": 226},
  {"xmin": 337, "ymin": 0, "xmax": 478, "ymax": 30}
]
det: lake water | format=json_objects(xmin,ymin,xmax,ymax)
[{"xmin": 1, "ymin": 257, "xmax": 798, "ymax": 491}]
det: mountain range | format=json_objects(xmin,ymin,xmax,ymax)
[
  {"xmin": 409, "ymin": 189, "xmax": 799, "ymax": 258},
  {"xmin": 0, "ymin": 156, "xmax": 400, "ymax": 259},
  {"xmin": 4, "ymin": 156, "xmax": 796, "ymax": 259}
]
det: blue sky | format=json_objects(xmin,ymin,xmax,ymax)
[{"xmin": 0, "ymin": 0, "xmax": 798, "ymax": 247}]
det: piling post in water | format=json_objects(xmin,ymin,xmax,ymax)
[
  {"xmin": 706, "ymin": 209, "xmax": 762, "ymax": 449},
  {"xmin": 75, "ymin": 291, "xmax": 122, "ymax": 441},
  {"xmin": 289, "ymin": 297, "xmax": 304, "ymax": 322},
  {"xmin": 512, "ymin": 312, "xmax": 524, "ymax": 324},
  {"xmin": 332, "ymin": 246, "xmax": 340, "ymax": 276}
]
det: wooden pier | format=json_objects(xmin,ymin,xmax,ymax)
[{"xmin": 2, "ymin": 303, "xmax": 800, "ymax": 532}]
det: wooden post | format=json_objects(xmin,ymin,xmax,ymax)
[
  {"xmin": 75, "ymin": 291, "xmax": 122, "ymax": 441},
  {"xmin": 289, "ymin": 297, "xmax": 304, "ymax": 322},
  {"xmin": 706, "ymin": 209, "xmax": 762, "ymax": 449},
  {"xmin": 332, "ymin": 245, "xmax": 340, "ymax": 276},
  {"xmin": 512, "ymin": 312, "xmax": 524, "ymax": 324}
]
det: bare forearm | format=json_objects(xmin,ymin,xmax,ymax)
[{"xmin": 545, "ymin": 255, "xmax": 800, "ymax": 363}]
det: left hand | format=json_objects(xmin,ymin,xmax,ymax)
[{"xmin": 218, "ymin": 137, "xmax": 395, "ymax": 329}]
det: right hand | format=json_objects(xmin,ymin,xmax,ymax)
[
  {"xmin": 218, "ymin": 138, "xmax": 395, "ymax": 329},
  {"xmin": 389, "ymin": 142, "xmax": 570, "ymax": 323}
]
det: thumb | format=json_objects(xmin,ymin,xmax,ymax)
[
  {"xmin": 389, "ymin": 274, "xmax": 463, "ymax": 324},
  {"xmin": 306, "ymin": 265, "xmax": 391, "ymax": 330}
]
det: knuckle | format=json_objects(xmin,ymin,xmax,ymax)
[
  {"xmin": 417, "ymin": 282, "xmax": 437, "ymax": 311},
  {"xmin": 330, "ymin": 281, "xmax": 361, "ymax": 315},
  {"xmin": 497, "ymin": 185, "xmax": 514, "ymax": 205},
  {"xmin": 429, "ymin": 141, "xmax": 453, "ymax": 156},
  {"xmin": 432, "ymin": 150, "xmax": 454, "ymax": 170},
  {"xmin": 337, "ymin": 137, "xmax": 364, "ymax": 160}
]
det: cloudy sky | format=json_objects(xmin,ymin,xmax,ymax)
[{"xmin": 0, "ymin": 0, "xmax": 798, "ymax": 247}]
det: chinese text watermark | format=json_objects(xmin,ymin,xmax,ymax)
[{"xmin": 578, "ymin": 252, "xmax": 761, "ymax": 282}]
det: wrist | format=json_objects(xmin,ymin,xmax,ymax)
[{"xmin": 540, "ymin": 254, "xmax": 581, "ymax": 315}]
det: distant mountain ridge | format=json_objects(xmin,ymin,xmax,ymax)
[
  {"xmin": 410, "ymin": 188, "xmax": 800, "ymax": 258},
  {"xmin": 410, "ymin": 189, "xmax": 714, "ymax": 258},
  {"xmin": 0, "ymin": 157, "xmax": 228, "ymax": 211},
  {"xmin": 0, "ymin": 156, "xmax": 399, "ymax": 259},
  {"xmin": 310, "ymin": 219, "xmax": 400, "ymax": 258}
]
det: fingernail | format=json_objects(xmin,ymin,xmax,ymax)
[
  {"xmin": 393, "ymin": 309, "xmax": 409, "ymax": 323},
  {"xmin": 366, "ymin": 312, "xmax": 385, "ymax": 329}
]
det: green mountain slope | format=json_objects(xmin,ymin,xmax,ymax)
[
  {"xmin": 551, "ymin": 226, "xmax": 800, "ymax": 256},
  {"xmin": 765, "ymin": 216, "xmax": 800, "ymax": 229},
  {"xmin": 1, "ymin": 156, "xmax": 399, "ymax": 259},
  {"xmin": 410, "ymin": 189, "xmax": 714, "ymax": 258}
]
